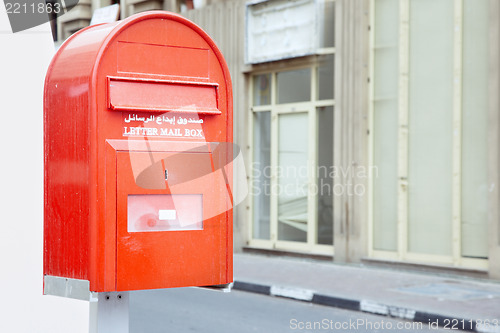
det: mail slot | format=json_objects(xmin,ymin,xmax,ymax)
[{"xmin": 43, "ymin": 11, "xmax": 233, "ymax": 296}]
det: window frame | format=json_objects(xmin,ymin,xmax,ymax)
[
  {"xmin": 368, "ymin": 0, "xmax": 488, "ymax": 269},
  {"xmin": 247, "ymin": 57, "xmax": 335, "ymax": 255}
]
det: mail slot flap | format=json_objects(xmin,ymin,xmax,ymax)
[{"xmin": 108, "ymin": 77, "xmax": 221, "ymax": 115}]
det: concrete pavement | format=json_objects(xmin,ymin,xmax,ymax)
[{"xmin": 232, "ymin": 253, "xmax": 500, "ymax": 332}]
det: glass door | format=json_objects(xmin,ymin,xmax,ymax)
[
  {"xmin": 249, "ymin": 64, "xmax": 334, "ymax": 255},
  {"xmin": 277, "ymin": 111, "xmax": 310, "ymax": 243}
]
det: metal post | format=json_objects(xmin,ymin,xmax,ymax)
[{"xmin": 89, "ymin": 292, "xmax": 129, "ymax": 333}]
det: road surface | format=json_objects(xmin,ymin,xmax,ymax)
[{"xmin": 129, "ymin": 287, "xmax": 448, "ymax": 332}]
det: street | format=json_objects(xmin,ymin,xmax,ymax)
[{"xmin": 129, "ymin": 288, "xmax": 448, "ymax": 333}]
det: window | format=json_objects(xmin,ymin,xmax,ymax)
[
  {"xmin": 249, "ymin": 56, "xmax": 334, "ymax": 254},
  {"xmin": 369, "ymin": 0, "xmax": 489, "ymax": 268}
]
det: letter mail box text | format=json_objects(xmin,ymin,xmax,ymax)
[{"xmin": 43, "ymin": 11, "xmax": 233, "ymax": 295}]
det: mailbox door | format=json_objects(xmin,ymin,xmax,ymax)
[{"xmin": 116, "ymin": 150, "xmax": 231, "ymax": 291}]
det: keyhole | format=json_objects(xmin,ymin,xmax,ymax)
[{"xmin": 164, "ymin": 169, "xmax": 168, "ymax": 180}]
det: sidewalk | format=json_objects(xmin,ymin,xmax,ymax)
[{"xmin": 232, "ymin": 253, "xmax": 500, "ymax": 333}]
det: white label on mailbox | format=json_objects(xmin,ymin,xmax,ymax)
[{"xmin": 159, "ymin": 209, "xmax": 176, "ymax": 220}]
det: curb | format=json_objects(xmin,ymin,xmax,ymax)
[{"xmin": 233, "ymin": 280, "xmax": 497, "ymax": 333}]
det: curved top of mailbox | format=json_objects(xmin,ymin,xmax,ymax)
[{"xmin": 45, "ymin": 11, "xmax": 232, "ymax": 116}]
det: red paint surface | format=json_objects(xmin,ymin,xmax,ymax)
[{"xmin": 44, "ymin": 11, "xmax": 233, "ymax": 292}]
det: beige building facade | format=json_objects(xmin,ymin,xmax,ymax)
[{"xmin": 53, "ymin": 0, "xmax": 500, "ymax": 279}]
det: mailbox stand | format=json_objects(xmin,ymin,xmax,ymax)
[{"xmin": 89, "ymin": 292, "xmax": 129, "ymax": 333}]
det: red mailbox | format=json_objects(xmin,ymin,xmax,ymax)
[{"xmin": 43, "ymin": 11, "xmax": 233, "ymax": 296}]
